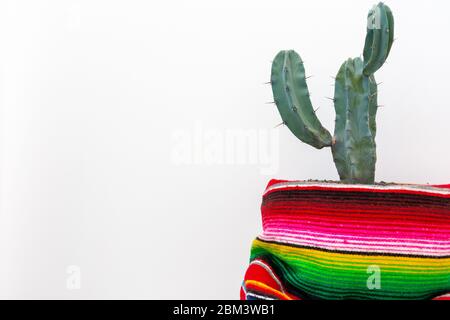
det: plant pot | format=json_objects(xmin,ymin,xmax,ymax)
[{"xmin": 241, "ymin": 180, "xmax": 450, "ymax": 300}]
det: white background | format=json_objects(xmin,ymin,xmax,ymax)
[{"xmin": 1, "ymin": 0, "xmax": 449, "ymax": 299}]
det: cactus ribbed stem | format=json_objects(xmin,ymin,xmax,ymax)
[
  {"xmin": 271, "ymin": 50, "xmax": 332, "ymax": 149},
  {"xmin": 363, "ymin": 2, "xmax": 394, "ymax": 75},
  {"xmin": 368, "ymin": 75, "xmax": 378, "ymax": 138},
  {"xmin": 332, "ymin": 58, "xmax": 376, "ymax": 184}
]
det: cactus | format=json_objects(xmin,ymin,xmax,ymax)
[
  {"xmin": 271, "ymin": 51, "xmax": 333, "ymax": 149},
  {"xmin": 363, "ymin": 3, "xmax": 394, "ymax": 75},
  {"xmin": 332, "ymin": 58, "xmax": 377, "ymax": 184},
  {"xmin": 270, "ymin": 2, "xmax": 394, "ymax": 184}
]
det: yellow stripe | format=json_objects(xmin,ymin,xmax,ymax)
[
  {"xmin": 245, "ymin": 280, "xmax": 293, "ymax": 300},
  {"xmin": 253, "ymin": 239, "xmax": 450, "ymax": 270}
]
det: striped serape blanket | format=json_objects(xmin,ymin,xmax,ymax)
[{"xmin": 241, "ymin": 180, "xmax": 450, "ymax": 300}]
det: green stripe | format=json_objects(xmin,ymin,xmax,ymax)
[{"xmin": 250, "ymin": 245, "xmax": 450, "ymax": 300}]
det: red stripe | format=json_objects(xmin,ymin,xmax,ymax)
[{"xmin": 264, "ymin": 183, "xmax": 450, "ymax": 199}]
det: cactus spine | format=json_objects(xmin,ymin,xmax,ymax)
[{"xmin": 270, "ymin": 2, "xmax": 394, "ymax": 184}]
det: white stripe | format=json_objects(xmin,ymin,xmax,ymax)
[
  {"xmin": 259, "ymin": 234, "xmax": 450, "ymax": 257},
  {"xmin": 262, "ymin": 226, "xmax": 450, "ymax": 245},
  {"xmin": 249, "ymin": 259, "xmax": 285, "ymax": 294},
  {"xmin": 262, "ymin": 228, "xmax": 450, "ymax": 249},
  {"xmin": 264, "ymin": 181, "xmax": 450, "ymax": 196},
  {"xmin": 245, "ymin": 292, "xmax": 275, "ymax": 300}
]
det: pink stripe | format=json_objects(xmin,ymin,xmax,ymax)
[
  {"xmin": 263, "ymin": 207, "xmax": 450, "ymax": 226},
  {"xmin": 263, "ymin": 228, "xmax": 450, "ymax": 247},
  {"xmin": 263, "ymin": 213, "xmax": 450, "ymax": 232},
  {"xmin": 261, "ymin": 231, "xmax": 450, "ymax": 256},
  {"xmin": 265, "ymin": 205, "xmax": 450, "ymax": 222},
  {"xmin": 263, "ymin": 220, "xmax": 450, "ymax": 241}
]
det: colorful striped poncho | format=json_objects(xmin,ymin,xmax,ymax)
[{"xmin": 241, "ymin": 180, "xmax": 450, "ymax": 300}]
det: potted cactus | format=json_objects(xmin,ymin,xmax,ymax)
[{"xmin": 241, "ymin": 3, "xmax": 450, "ymax": 300}]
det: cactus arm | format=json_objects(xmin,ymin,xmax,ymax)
[
  {"xmin": 332, "ymin": 58, "xmax": 376, "ymax": 184},
  {"xmin": 271, "ymin": 50, "xmax": 332, "ymax": 149},
  {"xmin": 385, "ymin": 5, "xmax": 395, "ymax": 57},
  {"xmin": 363, "ymin": 3, "xmax": 394, "ymax": 76}
]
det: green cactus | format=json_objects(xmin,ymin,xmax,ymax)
[
  {"xmin": 270, "ymin": 2, "xmax": 394, "ymax": 184},
  {"xmin": 332, "ymin": 58, "xmax": 377, "ymax": 184},
  {"xmin": 363, "ymin": 3, "xmax": 394, "ymax": 75},
  {"xmin": 271, "ymin": 51, "xmax": 333, "ymax": 149}
]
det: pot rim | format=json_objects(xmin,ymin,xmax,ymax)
[{"xmin": 264, "ymin": 179, "xmax": 450, "ymax": 198}]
